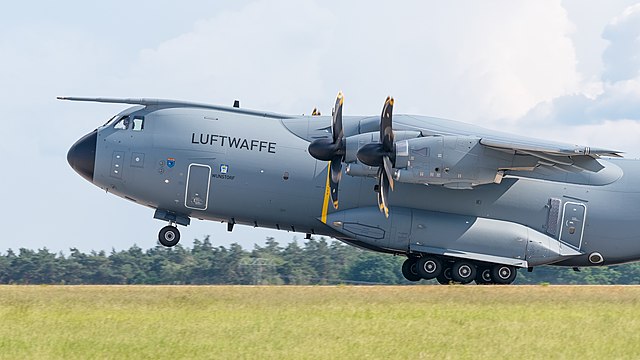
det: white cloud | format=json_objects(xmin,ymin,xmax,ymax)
[
  {"xmin": 602, "ymin": 3, "xmax": 640, "ymax": 82},
  {"xmin": 520, "ymin": 78, "xmax": 640, "ymax": 125},
  {"xmin": 590, "ymin": 79, "xmax": 640, "ymax": 119},
  {"xmin": 128, "ymin": 0, "xmax": 334, "ymax": 111},
  {"xmin": 128, "ymin": 0, "xmax": 579, "ymax": 122},
  {"xmin": 514, "ymin": 3, "xmax": 640, "ymax": 156}
]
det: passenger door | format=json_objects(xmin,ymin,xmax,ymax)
[
  {"xmin": 185, "ymin": 164, "xmax": 212, "ymax": 210},
  {"xmin": 559, "ymin": 201, "xmax": 587, "ymax": 250}
]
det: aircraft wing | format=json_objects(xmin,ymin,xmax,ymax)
[
  {"xmin": 478, "ymin": 137, "xmax": 622, "ymax": 173},
  {"xmin": 57, "ymin": 96, "xmax": 294, "ymax": 119},
  {"xmin": 479, "ymin": 138, "xmax": 623, "ymax": 158},
  {"xmin": 387, "ymin": 115, "xmax": 623, "ymax": 167}
]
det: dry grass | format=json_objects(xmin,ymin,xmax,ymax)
[{"xmin": 0, "ymin": 285, "xmax": 639, "ymax": 359}]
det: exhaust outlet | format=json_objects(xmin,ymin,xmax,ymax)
[{"xmin": 588, "ymin": 252, "xmax": 604, "ymax": 264}]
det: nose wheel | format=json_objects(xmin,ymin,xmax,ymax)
[{"xmin": 158, "ymin": 225, "xmax": 181, "ymax": 247}]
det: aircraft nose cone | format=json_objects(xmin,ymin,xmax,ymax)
[{"xmin": 67, "ymin": 130, "xmax": 97, "ymax": 182}]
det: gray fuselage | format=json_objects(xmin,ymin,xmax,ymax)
[{"xmin": 77, "ymin": 103, "xmax": 640, "ymax": 268}]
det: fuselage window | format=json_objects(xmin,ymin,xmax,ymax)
[
  {"xmin": 132, "ymin": 117, "xmax": 144, "ymax": 131},
  {"xmin": 114, "ymin": 116, "xmax": 130, "ymax": 130}
]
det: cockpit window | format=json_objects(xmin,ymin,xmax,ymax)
[
  {"xmin": 114, "ymin": 116, "xmax": 130, "ymax": 130},
  {"xmin": 132, "ymin": 116, "xmax": 144, "ymax": 131},
  {"xmin": 103, "ymin": 115, "xmax": 120, "ymax": 127}
]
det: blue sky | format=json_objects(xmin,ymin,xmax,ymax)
[{"xmin": 2, "ymin": 0, "xmax": 640, "ymax": 252}]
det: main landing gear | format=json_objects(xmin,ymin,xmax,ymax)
[
  {"xmin": 401, "ymin": 256, "xmax": 518, "ymax": 285},
  {"xmin": 158, "ymin": 224, "xmax": 181, "ymax": 247}
]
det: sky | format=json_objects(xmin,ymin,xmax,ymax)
[{"xmin": 2, "ymin": 0, "xmax": 640, "ymax": 253}]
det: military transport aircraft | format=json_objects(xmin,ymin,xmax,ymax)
[{"xmin": 61, "ymin": 93, "xmax": 639, "ymax": 285}]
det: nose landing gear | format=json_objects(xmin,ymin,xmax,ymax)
[{"xmin": 153, "ymin": 210, "xmax": 189, "ymax": 248}]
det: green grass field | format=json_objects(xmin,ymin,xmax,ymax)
[{"xmin": 0, "ymin": 285, "xmax": 639, "ymax": 359}]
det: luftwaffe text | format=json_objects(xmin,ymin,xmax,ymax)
[{"xmin": 191, "ymin": 133, "xmax": 276, "ymax": 153}]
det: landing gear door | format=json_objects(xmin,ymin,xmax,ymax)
[
  {"xmin": 185, "ymin": 164, "xmax": 211, "ymax": 211},
  {"xmin": 559, "ymin": 202, "xmax": 586, "ymax": 250}
]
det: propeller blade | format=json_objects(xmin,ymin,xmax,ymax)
[
  {"xmin": 330, "ymin": 160, "xmax": 340, "ymax": 209},
  {"xmin": 376, "ymin": 169, "xmax": 383, "ymax": 210},
  {"xmin": 382, "ymin": 155, "xmax": 395, "ymax": 191},
  {"xmin": 378, "ymin": 168, "xmax": 390, "ymax": 218},
  {"xmin": 380, "ymin": 96, "xmax": 394, "ymax": 152},
  {"xmin": 357, "ymin": 96, "xmax": 398, "ymax": 217},
  {"xmin": 309, "ymin": 92, "xmax": 347, "ymax": 209},
  {"xmin": 308, "ymin": 91, "xmax": 346, "ymax": 162},
  {"xmin": 332, "ymin": 92, "xmax": 344, "ymax": 146},
  {"xmin": 331, "ymin": 155, "xmax": 343, "ymax": 184}
]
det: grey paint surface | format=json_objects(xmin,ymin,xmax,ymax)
[{"xmin": 64, "ymin": 97, "xmax": 640, "ymax": 268}]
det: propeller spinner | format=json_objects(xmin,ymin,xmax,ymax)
[
  {"xmin": 356, "ymin": 96, "xmax": 396, "ymax": 217},
  {"xmin": 308, "ymin": 92, "xmax": 345, "ymax": 209}
]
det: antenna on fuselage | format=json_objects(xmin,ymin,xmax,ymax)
[{"xmin": 233, "ymin": 100, "xmax": 240, "ymax": 108}]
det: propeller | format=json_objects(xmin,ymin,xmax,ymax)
[
  {"xmin": 308, "ymin": 92, "xmax": 345, "ymax": 209},
  {"xmin": 356, "ymin": 96, "xmax": 395, "ymax": 217}
]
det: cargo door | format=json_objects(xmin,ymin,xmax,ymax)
[{"xmin": 185, "ymin": 164, "xmax": 211, "ymax": 210}]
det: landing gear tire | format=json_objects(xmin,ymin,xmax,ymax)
[
  {"xmin": 436, "ymin": 266, "xmax": 453, "ymax": 285},
  {"xmin": 158, "ymin": 225, "xmax": 180, "ymax": 247},
  {"xmin": 401, "ymin": 258, "xmax": 421, "ymax": 282},
  {"xmin": 451, "ymin": 260, "xmax": 476, "ymax": 284},
  {"xmin": 475, "ymin": 267, "xmax": 493, "ymax": 285},
  {"xmin": 491, "ymin": 264, "xmax": 517, "ymax": 285},
  {"xmin": 416, "ymin": 256, "xmax": 443, "ymax": 280}
]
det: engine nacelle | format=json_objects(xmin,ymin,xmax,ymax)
[
  {"xmin": 394, "ymin": 135, "xmax": 505, "ymax": 189},
  {"xmin": 344, "ymin": 130, "xmax": 421, "ymax": 163}
]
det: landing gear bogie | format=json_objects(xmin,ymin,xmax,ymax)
[{"xmin": 400, "ymin": 253, "xmax": 519, "ymax": 285}]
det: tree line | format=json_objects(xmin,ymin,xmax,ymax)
[{"xmin": 0, "ymin": 236, "xmax": 639, "ymax": 285}]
